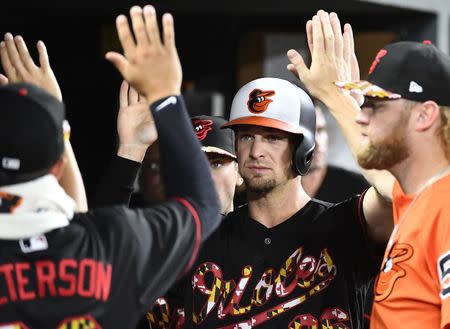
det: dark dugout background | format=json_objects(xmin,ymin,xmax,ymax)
[{"xmin": 0, "ymin": 0, "xmax": 435, "ymax": 203}]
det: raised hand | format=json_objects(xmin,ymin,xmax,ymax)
[
  {"xmin": 117, "ymin": 80, "xmax": 157, "ymax": 162},
  {"xmin": 286, "ymin": 10, "xmax": 360, "ymax": 104},
  {"xmin": 0, "ymin": 33, "xmax": 62, "ymax": 101},
  {"xmin": 105, "ymin": 5, "xmax": 182, "ymax": 105}
]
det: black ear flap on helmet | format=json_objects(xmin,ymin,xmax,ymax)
[{"xmin": 293, "ymin": 88, "xmax": 316, "ymax": 176}]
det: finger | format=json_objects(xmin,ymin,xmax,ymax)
[
  {"xmin": 4, "ymin": 33, "xmax": 28, "ymax": 79},
  {"xmin": 105, "ymin": 51, "xmax": 129, "ymax": 75},
  {"xmin": 346, "ymin": 24, "xmax": 360, "ymax": 80},
  {"xmin": 162, "ymin": 12, "xmax": 175, "ymax": 49},
  {"xmin": 0, "ymin": 74, "xmax": 8, "ymax": 85},
  {"xmin": 0, "ymin": 41, "xmax": 17, "ymax": 81},
  {"xmin": 330, "ymin": 12, "xmax": 343, "ymax": 58},
  {"xmin": 286, "ymin": 63, "xmax": 299, "ymax": 78},
  {"xmin": 318, "ymin": 10, "xmax": 334, "ymax": 55},
  {"xmin": 119, "ymin": 80, "xmax": 129, "ymax": 108},
  {"xmin": 143, "ymin": 5, "xmax": 162, "ymax": 46},
  {"xmin": 115, "ymin": 15, "xmax": 136, "ymax": 56},
  {"xmin": 130, "ymin": 6, "xmax": 149, "ymax": 46},
  {"xmin": 287, "ymin": 49, "xmax": 308, "ymax": 77},
  {"xmin": 311, "ymin": 15, "xmax": 324, "ymax": 55},
  {"xmin": 14, "ymin": 35, "xmax": 37, "ymax": 72},
  {"xmin": 343, "ymin": 24, "xmax": 351, "ymax": 67},
  {"xmin": 128, "ymin": 84, "xmax": 139, "ymax": 105},
  {"xmin": 306, "ymin": 20, "xmax": 313, "ymax": 54},
  {"xmin": 37, "ymin": 40, "xmax": 51, "ymax": 71}
]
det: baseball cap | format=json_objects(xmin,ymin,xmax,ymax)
[
  {"xmin": 191, "ymin": 115, "xmax": 236, "ymax": 159},
  {"xmin": 336, "ymin": 41, "xmax": 450, "ymax": 106},
  {"xmin": 0, "ymin": 83, "xmax": 65, "ymax": 174},
  {"xmin": 222, "ymin": 77, "xmax": 314, "ymax": 136}
]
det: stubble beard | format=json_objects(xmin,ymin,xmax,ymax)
[
  {"xmin": 357, "ymin": 130, "xmax": 409, "ymax": 170},
  {"xmin": 243, "ymin": 176, "xmax": 277, "ymax": 195}
]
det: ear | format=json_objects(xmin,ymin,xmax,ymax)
[
  {"xmin": 234, "ymin": 161, "xmax": 244, "ymax": 187},
  {"xmin": 49, "ymin": 156, "xmax": 66, "ymax": 180},
  {"xmin": 414, "ymin": 100, "xmax": 441, "ymax": 132}
]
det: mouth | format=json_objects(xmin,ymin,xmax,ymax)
[{"xmin": 247, "ymin": 165, "xmax": 270, "ymax": 174}]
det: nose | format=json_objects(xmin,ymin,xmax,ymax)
[
  {"xmin": 356, "ymin": 106, "xmax": 371, "ymax": 125},
  {"xmin": 249, "ymin": 137, "xmax": 265, "ymax": 159}
]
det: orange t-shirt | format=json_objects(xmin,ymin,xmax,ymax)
[{"xmin": 371, "ymin": 174, "xmax": 450, "ymax": 329}]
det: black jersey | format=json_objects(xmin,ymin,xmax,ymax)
[
  {"xmin": 0, "ymin": 95, "xmax": 221, "ymax": 329},
  {"xmin": 148, "ymin": 194, "xmax": 381, "ymax": 329}
]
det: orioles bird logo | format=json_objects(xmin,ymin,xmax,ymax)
[
  {"xmin": 247, "ymin": 89, "xmax": 275, "ymax": 113},
  {"xmin": 0, "ymin": 192, "xmax": 22, "ymax": 213},
  {"xmin": 369, "ymin": 49, "xmax": 388, "ymax": 74},
  {"xmin": 193, "ymin": 119, "xmax": 213, "ymax": 141},
  {"xmin": 374, "ymin": 242, "xmax": 413, "ymax": 301}
]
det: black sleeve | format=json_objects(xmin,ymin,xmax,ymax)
[
  {"xmin": 150, "ymin": 96, "xmax": 221, "ymax": 243},
  {"xmin": 331, "ymin": 190, "xmax": 384, "ymax": 280},
  {"xmin": 92, "ymin": 155, "xmax": 141, "ymax": 207}
]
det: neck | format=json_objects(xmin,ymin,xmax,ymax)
[
  {"xmin": 247, "ymin": 176, "xmax": 311, "ymax": 228},
  {"xmin": 390, "ymin": 152, "xmax": 450, "ymax": 195}
]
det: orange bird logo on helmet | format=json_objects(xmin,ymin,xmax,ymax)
[
  {"xmin": 247, "ymin": 89, "xmax": 275, "ymax": 113},
  {"xmin": 193, "ymin": 119, "xmax": 213, "ymax": 141}
]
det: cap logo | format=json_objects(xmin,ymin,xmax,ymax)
[
  {"xmin": 369, "ymin": 49, "xmax": 387, "ymax": 74},
  {"xmin": 409, "ymin": 81, "xmax": 423, "ymax": 93},
  {"xmin": 2, "ymin": 157, "xmax": 20, "ymax": 170},
  {"xmin": 193, "ymin": 119, "xmax": 213, "ymax": 141},
  {"xmin": 247, "ymin": 89, "xmax": 275, "ymax": 114}
]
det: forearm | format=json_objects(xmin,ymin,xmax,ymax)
[
  {"xmin": 59, "ymin": 140, "xmax": 88, "ymax": 212},
  {"xmin": 150, "ymin": 95, "xmax": 221, "ymax": 241},
  {"xmin": 92, "ymin": 155, "xmax": 141, "ymax": 207},
  {"xmin": 319, "ymin": 89, "xmax": 394, "ymax": 201}
]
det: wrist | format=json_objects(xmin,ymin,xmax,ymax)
[
  {"xmin": 117, "ymin": 144, "xmax": 149, "ymax": 163},
  {"xmin": 146, "ymin": 91, "xmax": 181, "ymax": 107}
]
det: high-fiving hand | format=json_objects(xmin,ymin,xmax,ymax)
[
  {"xmin": 0, "ymin": 33, "xmax": 62, "ymax": 101},
  {"xmin": 286, "ymin": 10, "xmax": 360, "ymax": 105},
  {"xmin": 105, "ymin": 5, "xmax": 182, "ymax": 105},
  {"xmin": 117, "ymin": 80, "xmax": 157, "ymax": 153}
]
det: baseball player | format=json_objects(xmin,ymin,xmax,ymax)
[
  {"xmin": 287, "ymin": 9, "xmax": 450, "ymax": 329},
  {"xmin": 138, "ymin": 10, "xmax": 395, "ymax": 329},
  {"xmin": 0, "ymin": 5, "xmax": 221, "ymax": 328},
  {"xmin": 191, "ymin": 115, "xmax": 243, "ymax": 215},
  {"xmin": 135, "ymin": 115, "xmax": 243, "ymax": 329},
  {"xmin": 161, "ymin": 76, "xmax": 391, "ymax": 329},
  {"xmin": 337, "ymin": 38, "xmax": 450, "ymax": 329}
]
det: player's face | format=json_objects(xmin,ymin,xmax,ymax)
[
  {"xmin": 236, "ymin": 125, "xmax": 296, "ymax": 194},
  {"xmin": 302, "ymin": 107, "xmax": 328, "ymax": 196},
  {"xmin": 207, "ymin": 153, "xmax": 241, "ymax": 215},
  {"xmin": 355, "ymin": 98, "xmax": 411, "ymax": 170}
]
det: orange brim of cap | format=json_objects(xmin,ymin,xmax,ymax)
[
  {"xmin": 221, "ymin": 116, "xmax": 303, "ymax": 134},
  {"xmin": 335, "ymin": 80, "xmax": 401, "ymax": 99},
  {"xmin": 201, "ymin": 146, "xmax": 236, "ymax": 159}
]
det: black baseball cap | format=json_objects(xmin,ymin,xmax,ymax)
[
  {"xmin": 191, "ymin": 115, "xmax": 236, "ymax": 159},
  {"xmin": 336, "ymin": 41, "xmax": 450, "ymax": 106},
  {"xmin": 0, "ymin": 83, "xmax": 65, "ymax": 174}
]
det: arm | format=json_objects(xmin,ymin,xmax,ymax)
[
  {"xmin": 0, "ymin": 34, "xmax": 88, "ymax": 211},
  {"xmin": 92, "ymin": 80, "xmax": 156, "ymax": 207},
  {"xmin": 105, "ymin": 3, "xmax": 220, "ymax": 264},
  {"xmin": 287, "ymin": 10, "xmax": 393, "ymax": 243}
]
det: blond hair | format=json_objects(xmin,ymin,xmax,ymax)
[{"xmin": 439, "ymin": 106, "xmax": 450, "ymax": 160}]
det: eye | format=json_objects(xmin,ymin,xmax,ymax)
[
  {"xmin": 238, "ymin": 134, "xmax": 253, "ymax": 142},
  {"xmin": 209, "ymin": 160, "xmax": 224, "ymax": 169},
  {"xmin": 266, "ymin": 134, "xmax": 283, "ymax": 142}
]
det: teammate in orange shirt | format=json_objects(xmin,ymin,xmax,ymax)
[
  {"xmin": 336, "ymin": 41, "xmax": 450, "ymax": 329},
  {"xmin": 287, "ymin": 10, "xmax": 450, "ymax": 329}
]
